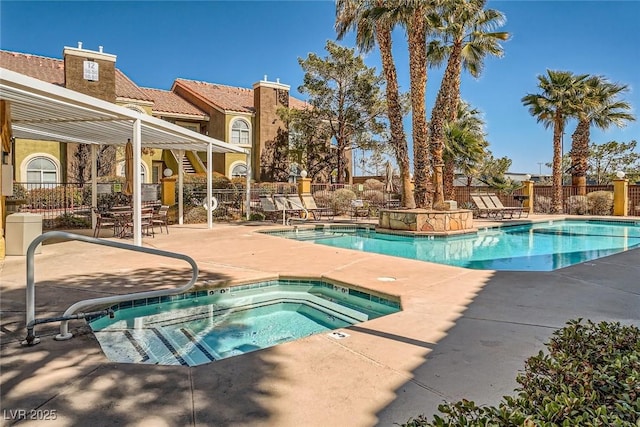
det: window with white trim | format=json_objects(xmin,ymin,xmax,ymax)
[
  {"xmin": 231, "ymin": 163, "xmax": 247, "ymax": 178},
  {"xmin": 231, "ymin": 119, "xmax": 250, "ymax": 145},
  {"xmin": 118, "ymin": 161, "xmax": 147, "ymax": 183},
  {"xmin": 26, "ymin": 157, "xmax": 57, "ymax": 185}
]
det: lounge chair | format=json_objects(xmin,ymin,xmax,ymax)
[
  {"xmin": 482, "ymin": 193, "xmax": 528, "ymax": 219},
  {"xmin": 286, "ymin": 194, "xmax": 310, "ymax": 219},
  {"xmin": 259, "ymin": 195, "xmax": 284, "ymax": 223},
  {"xmin": 470, "ymin": 193, "xmax": 504, "ymax": 219},
  {"xmin": 300, "ymin": 194, "xmax": 335, "ymax": 220}
]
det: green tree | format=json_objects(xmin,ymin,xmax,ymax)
[
  {"xmin": 428, "ymin": 0, "xmax": 508, "ymax": 207},
  {"xmin": 442, "ymin": 100, "xmax": 488, "ymax": 199},
  {"xmin": 298, "ymin": 40, "xmax": 386, "ymax": 184},
  {"xmin": 336, "ymin": 0, "xmax": 416, "ymax": 207},
  {"xmin": 522, "ymin": 70, "xmax": 589, "ymax": 213},
  {"xmin": 275, "ymin": 107, "xmax": 335, "ymax": 182},
  {"xmin": 475, "ymin": 151, "xmax": 519, "ymax": 194},
  {"xmin": 570, "ymin": 76, "xmax": 635, "ymax": 194},
  {"xmin": 589, "ymin": 140, "xmax": 640, "ymax": 184}
]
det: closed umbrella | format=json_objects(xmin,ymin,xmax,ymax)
[
  {"xmin": 1, "ymin": 101, "xmax": 12, "ymax": 153},
  {"xmin": 123, "ymin": 139, "xmax": 134, "ymax": 196},
  {"xmin": 385, "ymin": 161, "xmax": 394, "ymax": 193}
]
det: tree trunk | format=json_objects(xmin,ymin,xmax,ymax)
[
  {"xmin": 376, "ymin": 20, "xmax": 415, "ymax": 208},
  {"xmin": 430, "ymin": 44, "xmax": 462, "ymax": 207},
  {"xmin": 408, "ymin": 10, "xmax": 431, "ymax": 208},
  {"xmin": 552, "ymin": 114, "xmax": 564, "ymax": 213},
  {"xmin": 443, "ymin": 158, "xmax": 456, "ymax": 201},
  {"xmin": 570, "ymin": 119, "xmax": 589, "ymax": 196}
]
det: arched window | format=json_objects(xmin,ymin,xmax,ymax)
[
  {"xmin": 118, "ymin": 161, "xmax": 147, "ymax": 183},
  {"xmin": 231, "ymin": 163, "xmax": 247, "ymax": 178},
  {"xmin": 26, "ymin": 156, "xmax": 58, "ymax": 185},
  {"xmin": 231, "ymin": 119, "xmax": 250, "ymax": 145}
]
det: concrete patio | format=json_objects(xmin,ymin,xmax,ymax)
[{"xmin": 1, "ymin": 217, "xmax": 639, "ymax": 426}]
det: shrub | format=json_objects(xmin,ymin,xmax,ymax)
[
  {"xmin": 588, "ymin": 191, "xmax": 614, "ymax": 215},
  {"xmin": 184, "ymin": 206, "xmax": 207, "ymax": 223},
  {"xmin": 249, "ymin": 212, "xmax": 266, "ymax": 221},
  {"xmin": 534, "ymin": 195, "xmax": 551, "ymax": 213},
  {"xmin": 313, "ymin": 190, "xmax": 333, "ymax": 209},
  {"xmin": 402, "ymin": 319, "xmax": 640, "ymax": 426},
  {"xmin": 362, "ymin": 189, "xmax": 384, "ymax": 205},
  {"xmin": 332, "ymin": 188, "xmax": 357, "ymax": 214},
  {"xmin": 566, "ymin": 195, "xmax": 589, "ymax": 215},
  {"xmin": 363, "ymin": 179, "xmax": 384, "ymax": 191},
  {"xmin": 55, "ymin": 213, "xmax": 90, "ymax": 229}
]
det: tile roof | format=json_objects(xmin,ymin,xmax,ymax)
[
  {"xmin": 0, "ymin": 49, "xmax": 153, "ymax": 102},
  {"xmin": 174, "ymin": 78, "xmax": 310, "ymax": 113},
  {"xmin": 140, "ymin": 87, "xmax": 208, "ymax": 117},
  {"xmin": 0, "ymin": 50, "xmax": 65, "ymax": 85},
  {"xmin": 175, "ymin": 79, "xmax": 255, "ymax": 113}
]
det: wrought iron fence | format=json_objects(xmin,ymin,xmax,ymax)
[
  {"xmin": 7, "ymin": 182, "xmax": 160, "ymax": 229},
  {"xmin": 6, "ymin": 181, "xmax": 640, "ymax": 230}
]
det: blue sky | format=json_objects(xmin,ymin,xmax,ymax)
[{"xmin": 1, "ymin": 1, "xmax": 638, "ymax": 175}]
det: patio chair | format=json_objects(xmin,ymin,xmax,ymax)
[
  {"xmin": 92, "ymin": 208, "xmax": 117, "ymax": 238},
  {"xmin": 470, "ymin": 193, "xmax": 504, "ymax": 219},
  {"xmin": 482, "ymin": 193, "xmax": 527, "ymax": 219},
  {"xmin": 152, "ymin": 205, "xmax": 170, "ymax": 234},
  {"xmin": 273, "ymin": 194, "xmax": 306, "ymax": 223},
  {"xmin": 350, "ymin": 199, "xmax": 370, "ymax": 220},
  {"xmin": 300, "ymin": 194, "xmax": 335, "ymax": 220}
]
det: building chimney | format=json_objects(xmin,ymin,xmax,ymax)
[{"xmin": 63, "ymin": 44, "xmax": 117, "ymax": 102}]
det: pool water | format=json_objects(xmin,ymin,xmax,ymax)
[
  {"xmin": 267, "ymin": 220, "xmax": 640, "ymax": 271},
  {"xmin": 89, "ymin": 280, "xmax": 400, "ymax": 366}
]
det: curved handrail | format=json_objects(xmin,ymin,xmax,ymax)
[
  {"xmin": 25, "ymin": 231, "xmax": 199, "ymax": 343},
  {"xmin": 285, "ymin": 198, "xmax": 309, "ymax": 226}
]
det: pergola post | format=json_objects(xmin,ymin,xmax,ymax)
[
  {"xmin": 132, "ymin": 119, "xmax": 142, "ymax": 246},
  {"xmin": 207, "ymin": 142, "xmax": 212, "ymax": 229},
  {"xmin": 245, "ymin": 149, "xmax": 251, "ymax": 220},
  {"xmin": 91, "ymin": 144, "xmax": 97, "ymax": 229},
  {"xmin": 177, "ymin": 149, "xmax": 184, "ymax": 225}
]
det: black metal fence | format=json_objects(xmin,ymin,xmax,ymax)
[{"xmin": 5, "ymin": 181, "xmax": 640, "ymax": 230}]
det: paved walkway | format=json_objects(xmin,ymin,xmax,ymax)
[{"xmin": 1, "ymin": 217, "xmax": 639, "ymax": 426}]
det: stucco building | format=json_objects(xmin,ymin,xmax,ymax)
[{"xmin": 1, "ymin": 43, "xmax": 309, "ymax": 185}]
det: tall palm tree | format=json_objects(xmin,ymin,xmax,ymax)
[
  {"xmin": 371, "ymin": 0, "xmax": 436, "ymax": 208},
  {"xmin": 442, "ymin": 100, "xmax": 487, "ymax": 199},
  {"xmin": 570, "ymin": 76, "xmax": 635, "ymax": 195},
  {"xmin": 335, "ymin": 0, "xmax": 416, "ymax": 208},
  {"xmin": 428, "ymin": 0, "xmax": 508, "ymax": 206},
  {"xmin": 522, "ymin": 70, "xmax": 589, "ymax": 213}
]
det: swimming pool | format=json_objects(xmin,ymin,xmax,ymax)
[
  {"xmin": 265, "ymin": 220, "xmax": 640, "ymax": 271},
  {"xmin": 89, "ymin": 279, "xmax": 400, "ymax": 366}
]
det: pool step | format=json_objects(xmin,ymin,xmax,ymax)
[{"xmin": 93, "ymin": 327, "xmax": 220, "ymax": 366}]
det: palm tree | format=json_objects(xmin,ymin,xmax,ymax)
[
  {"xmin": 570, "ymin": 76, "xmax": 635, "ymax": 195},
  {"xmin": 335, "ymin": 0, "xmax": 416, "ymax": 208},
  {"xmin": 522, "ymin": 70, "xmax": 589, "ymax": 213},
  {"xmin": 442, "ymin": 100, "xmax": 487, "ymax": 199},
  {"xmin": 370, "ymin": 0, "xmax": 436, "ymax": 208},
  {"xmin": 428, "ymin": 0, "xmax": 508, "ymax": 206}
]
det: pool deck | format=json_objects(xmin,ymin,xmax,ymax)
[{"xmin": 1, "ymin": 214, "xmax": 639, "ymax": 426}]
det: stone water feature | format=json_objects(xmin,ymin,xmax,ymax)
[{"xmin": 378, "ymin": 208, "xmax": 475, "ymax": 235}]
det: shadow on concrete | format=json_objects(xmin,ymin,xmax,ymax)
[
  {"xmin": 374, "ymin": 248, "xmax": 640, "ymax": 425},
  {"xmin": 1, "ymin": 264, "xmax": 278, "ymax": 427}
]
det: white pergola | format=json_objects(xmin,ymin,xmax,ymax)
[{"xmin": 0, "ymin": 67, "xmax": 251, "ymax": 246}]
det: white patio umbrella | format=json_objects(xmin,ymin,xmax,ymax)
[{"xmin": 385, "ymin": 161, "xmax": 394, "ymax": 193}]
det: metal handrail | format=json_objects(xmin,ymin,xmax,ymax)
[{"xmin": 23, "ymin": 231, "xmax": 199, "ymax": 345}]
